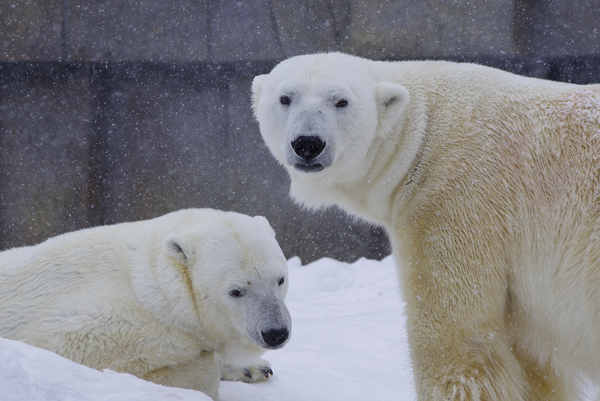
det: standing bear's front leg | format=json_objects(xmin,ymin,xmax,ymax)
[
  {"xmin": 397, "ymin": 215, "xmax": 567, "ymax": 401},
  {"xmin": 399, "ymin": 223, "xmax": 525, "ymax": 400}
]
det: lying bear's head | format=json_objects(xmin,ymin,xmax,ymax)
[{"xmin": 146, "ymin": 212, "xmax": 291, "ymax": 364}]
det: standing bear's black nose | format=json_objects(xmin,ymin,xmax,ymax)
[
  {"xmin": 291, "ymin": 136, "xmax": 326, "ymax": 161},
  {"xmin": 261, "ymin": 328, "xmax": 289, "ymax": 348}
]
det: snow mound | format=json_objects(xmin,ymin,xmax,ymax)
[{"xmin": 0, "ymin": 337, "xmax": 208, "ymax": 401}]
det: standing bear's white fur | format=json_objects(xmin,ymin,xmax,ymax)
[
  {"xmin": 0, "ymin": 209, "xmax": 291, "ymax": 400},
  {"xmin": 252, "ymin": 52, "xmax": 600, "ymax": 400}
]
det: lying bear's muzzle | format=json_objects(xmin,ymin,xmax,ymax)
[{"xmin": 261, "ymin": 327, "xmax": 290, "ymax": 349}]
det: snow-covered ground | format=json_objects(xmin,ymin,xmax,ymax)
[
  {"xmin": 3, "ymin": 254, "xmax": 599, "ymax": 401},
  {"xmin": 0, "ymin": 256, "xmax": 415, "ymax": 401}
]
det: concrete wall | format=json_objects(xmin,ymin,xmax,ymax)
[
  {"xmin": 4, "ymin": 0, "xmax": 599, "ymax": 62},
  {"xmin": 1, "ymin": 0, "xmax": 599, "ymax": 262}
]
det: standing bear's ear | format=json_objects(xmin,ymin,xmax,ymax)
[
  {"xmin": 165, "ymin": 234, "xmax": 191, "ymax": 266},
  {"xmin": 252, "ymin": 74, "xmax": 268, "ymax": 114},
  {"xmin": 375, "ymin": 82, "xmax": 410, "ymax": 136}
]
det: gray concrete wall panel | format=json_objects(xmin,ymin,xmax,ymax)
[
  {"xmin": 64, "ymin": 0, "xmax": 209, "ymax": 62},
  {"xmin": 209, "ymin": 0, "xmax": 282, "ymax": 61},
  {"xmin": 99, "ymin": 65, "xmax": 229, "ymax": 223},
  {"xmin": 0, "ymin": 64, "xmax": 90, "ymax": 248},
  {"xmin": 514, "ymin": 0, "xmax": 600, "ymax": 57},
  {"xmin": 342, "ymin": 0, "xmax": 515, "ymax": 59},
  {"xmin": 0, "ymin": 0, "xmax": 64, "ymax": 61},
  {"xmin": 271, "ymin": 0, "xmax": 342, "ymax": 56}
]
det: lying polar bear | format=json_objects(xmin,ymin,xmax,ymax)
[
  {"xmin": 252, "ymin": 52, "xmax": 600, "ymax": 400},
  {"xmin": 0, "ymin": 209, "xmax": 291, "ymax": 400}
]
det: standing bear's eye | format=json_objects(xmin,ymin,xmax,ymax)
[
  {"xmin": 229, "ymin": 289, "xmax": 243, "ymax": 298},
  {"xmin": 335, "ymin": 99, "xmax": 348, "ymax": 108},
  {"xmin": 278, "ymin": 277, "xmax": 285, "ymax": 286},
  {"xmin": 280, "ymin": 96, "xmax": 291, "ymax": 106}
]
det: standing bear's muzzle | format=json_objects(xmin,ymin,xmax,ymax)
[{"xmin": 291, "ymin": 135, "xmax": 327, "ymax": 172}]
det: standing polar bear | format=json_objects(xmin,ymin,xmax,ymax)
[
  {"xmin": 252, "ymin": 52, "xmax": 600, "ymax": 400},
  {"xmin": 0, "ymin": 209, "xmax": 291, "ymax": 400}
]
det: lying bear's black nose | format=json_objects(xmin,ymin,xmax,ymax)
[
  {"xmin": 291, "ymin": 136, "xmax": 325, "ymax": 161},
  {"xmin": 261, "ymin": 328, "xmax": 289, "ymax": 348}
]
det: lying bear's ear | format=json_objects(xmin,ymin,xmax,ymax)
[
  {"xmin": 252, "ymin": 74, "xmax": 268, "ymax": 113},
  {"xmin": 253, "ymin": 215, "xmax": 276, "ymax": 237},
  {"xmin": 165, "ymin": 234, "xmax": 191, "ymax": 266},
  {"xmin": 375, "ymin": 82, "xmax": 410, "ymax": 136}
]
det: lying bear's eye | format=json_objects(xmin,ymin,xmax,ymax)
[
  {"xmin": 229, "ymin": 289, "xmax": 243, "ymax": 298},
  {"xmin": 278, "ymin": 277, "xmax": 285, "ymax": 286},
  {"xmin": 280, "ymin": 96, "xmax": 291, "ymax": 106},
  {"xmin": 335, "ymin": 99, "xmax": 348, "ymax": 108}
]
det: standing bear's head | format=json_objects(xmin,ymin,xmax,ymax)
[
  {"xmin": 252, "ymin": 52, "xmax": 410, "ymax": 209},
  {"xmin": 144, "ymin": 211, "xmax": 292, "ymax": 365}
]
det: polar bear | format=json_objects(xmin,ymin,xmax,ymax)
[
  {"xmin": 252, "ymin": 52, "xmax": 600, "ymax": 400},
  {"xmin": 0, "ymin": 209, "xmax": 291, "ymax": 400}
]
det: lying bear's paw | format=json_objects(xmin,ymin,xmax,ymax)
[{"xmin": 220, "ymin": 359, "xmax": 273, "ymax": 383}]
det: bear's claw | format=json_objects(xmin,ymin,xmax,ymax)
[{"xmin": 220, "ymin": 359, "xmax": 273, "ymax": 383}]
